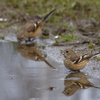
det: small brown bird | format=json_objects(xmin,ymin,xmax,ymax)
[
  {"xmin": 62, "ymin": 72, "xmax": 100, "ymax": 96},
  {"xmin": 62, "ymin": 49, "xmax": 100, "ymax": 71},
  {"xmin": 17, "ymin": 9, "xmax": 56, "ymax": 43}
]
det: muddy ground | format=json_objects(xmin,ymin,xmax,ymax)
[{"xmin": 0, "ymin": 1, "xmax": 100, "ymax": 100}]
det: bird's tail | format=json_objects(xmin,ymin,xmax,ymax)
[
  {"xmin": 83, "ymin": 52, "xmax": 100, "ymax": 60},
  {"xmin": 43, "ymin": 9, "xmax": 56, "ymax": 22}
]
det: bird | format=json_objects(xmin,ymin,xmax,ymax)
[
  {"xmin": 62, "ymin": 72, "xmax": 100, "ymax": 96},
  {"xmin": 62, "ymin": 49, "xmax": 100, "ymax": 71},
  {"xmin": 17, "ymin": 9, "xmax": 56, "ymax": 43}
]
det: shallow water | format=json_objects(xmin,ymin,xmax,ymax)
[{"xmin": 0, "ymin": 42, "xmax": 100, "ymax": 100}]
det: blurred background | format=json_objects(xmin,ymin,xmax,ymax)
[
  {"xmin": 0, "ymin": 0, "xmax": 100, "ymax": 48},
  {"xmin": 0, "ymin": 0, "xmax": 100, "ymax": 22}
]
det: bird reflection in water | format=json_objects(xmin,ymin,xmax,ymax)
[
  {"xmin": 17, "ymin": 43, "xmax": 55, "ymax": 69},
  {"xmin": 62, "ymin": 72, "xmax": 100, "ymax": 96}
]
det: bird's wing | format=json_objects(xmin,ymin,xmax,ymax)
[
  {"xmin": 73, "ymin": 54, "xmax": 91, "ymax": 64},
  {"xmin": 22, "ymin": 22, "xmax": 37, "ymax": 33},
  {"xmin": 73, "ymin": 54, "xmax": 85, "ymax": 64}
]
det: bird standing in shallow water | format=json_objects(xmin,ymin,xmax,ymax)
[
  {"xmin": 17, "ymin": 9, "xmax": 56, "ymax": 43},
  {"xmin": 62, "ymin": 49, "xmax": 100, "ymax": 71}
]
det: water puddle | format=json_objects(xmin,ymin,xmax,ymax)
[{"xmin": 0, "ymin": 42, "xmax": 100, "ymax": 100}]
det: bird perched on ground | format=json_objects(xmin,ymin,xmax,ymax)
[
  {"xmin": 17, "ymin": 9, "xmax": 56, "ymax": 43},
  {"xmin": 62, "ymin": 49, "xmax": 100, "ymax": 71}
]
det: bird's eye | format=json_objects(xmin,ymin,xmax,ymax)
[
  {"xmin": 67, "ymin": 92, "xmax": 70, "ymax": 94},
  {"xmin": 21, "ymin": 37, "xmax": 23, "ymax": 40},
  {"xmin": 66, "ymin": 51, "xmax": 68, "ymax": 53}
]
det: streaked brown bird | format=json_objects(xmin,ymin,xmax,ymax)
[
  {"xmin": 62, "ymin": 49, "xmax": 100, "ymax": 71},
  {"xmin": 17, "ymin": 9, "xmax": 56, "ymax": 43},
  {"xmin": 62, "ymin": 72, "xmax": 100, "ymax": 96}
]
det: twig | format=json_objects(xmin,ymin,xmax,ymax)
[{"xmin": 52, "ymin": 41, "xmax": 89, "ymax": 46}]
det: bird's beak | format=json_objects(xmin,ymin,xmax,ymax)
[
  {"xmin": 62, "ymin": 90, "xmax": 65, "ymax": 94},
  {"xmin": 61, "ymin": 50, "xmax": 65, "ymax": 55},
  {"xmin": 18, "ymin": 40, "xmax": 21, "ymax": 43}
]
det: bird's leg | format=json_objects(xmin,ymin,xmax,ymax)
[
  {"xmin": 26, "ymin": 38, "xmax": 33, "ymax": 42},
  {"xmin": 25, "ymin": 38, "xmax": 29, "ymax": 43},
  {"xmin": 24, "ymin": 38, "xmax": 31, "ymax": 43},
  {"xmin": 69, "ymin": 70, "xmax": 80, "ymax": 72},
  {"xmin": 25, "ymin": 38, "xmax": 35, "ymax": 43},
  {"xmin": 28, "ymin": 38, "xmax": 31, "ymax": 41},
  {"xmin": 30, "ymin": 38, "xmax": 35, "ymax": 42},
  {"xmin": 74, "ymin": 70, "xmax": 80, "ymax": 72}
]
